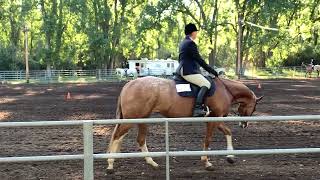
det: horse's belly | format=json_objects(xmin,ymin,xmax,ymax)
[{"xmin": 154, "ymin": 95, "xmax": 194, "ymax": 117}]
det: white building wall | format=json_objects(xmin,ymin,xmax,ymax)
[{"xmin": 127, "ymin": 59, "xmax": 179, "ymax": 76}]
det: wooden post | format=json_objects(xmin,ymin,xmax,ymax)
[{"xmin": 23, "ymin": 25, "xmax": 29, "ymax": 83}]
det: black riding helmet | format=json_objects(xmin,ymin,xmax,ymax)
[{"xmin": 184, "ymin": 23, "xmax": 199, "ymax": 35}]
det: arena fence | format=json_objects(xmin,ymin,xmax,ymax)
[
  {"xmin": 0, "ymin": 66, "xmax": 315, "ymax": 83},
  {"xmin": 242, "ymin": 66, "xmax": 315, "ymax": 79},
  {"xmin": 0, "ymin": 69, "xmax": 120, "ymax": 82},
  {"xmin": 0, "ymin": 115, "xmax": 320, "ymax": 180},
  {"xmin": 0, "ymin": 69, "xmax": 174, "ymax": 83}
]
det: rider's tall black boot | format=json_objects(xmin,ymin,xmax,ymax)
[{"xmin": 193, "ymin": 86, "xmax": 209, "ymax": 117}]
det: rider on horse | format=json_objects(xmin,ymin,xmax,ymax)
[
  {"xmin": 310, "ymin": 59, "xmax": 314, "ymax": 70},
  {"xmin": 176, "ymin": 23, "xmax": 219, "ymax": 117}
]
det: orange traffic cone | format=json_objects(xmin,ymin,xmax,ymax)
[{"xmin": 65, "ymin": 92, "xmax": 71, "ymax": 100}]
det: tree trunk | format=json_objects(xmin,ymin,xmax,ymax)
[
  {"xmin": 108, "ymin": 0, "xmax": 127, "ymax": 69},
  {"xmin": 257, "ymin": 47, "xmax": 266, "ymax": 67},
  {"xmin": 54, "ymin": 0, "xmax": 64, "ymax": 66},
  {"xmin": 314, "ymin": 29, "xmax": 318, "ymax": 46},
  {"xmin": 7, "ymin": 1, "xmax": 22, "ymax": 69},
  {"xmin": 209, "ymin": 0, "xmax": 219, "ymax": 66},
  {"xmin": 209, "ymin": 49, "xmax": 214, "ymax": 66},
  {"xmin": 236, "ymin": 13, "xmax": 244, "ymax": 78},
  {"xmin": 40, "ymin": 0, "xmax": 55, "ymax": 69},
  {"xmin": 210, "ymin": 27, "xmax": 218, "ymax": 66}
]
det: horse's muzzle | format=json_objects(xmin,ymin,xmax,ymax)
[{"xmin": 239, "ymin": 121, "xmax": 248, "ymax": 128}]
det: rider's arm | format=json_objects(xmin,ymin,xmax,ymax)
[{"xmin": 190, "ymin": 42, "xmax": 219, "ymax": 76}]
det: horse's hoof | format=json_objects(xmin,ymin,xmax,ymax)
[
  {"xmin": 227, "ymin": 157, "xmax": 236, "ymax": 164},
  {"xmin": 205, "ymin": 166, "xmax": 215, "ymax": 171},
  {"xmin": 147, "ymin": 160, "xmax": 160, "ymax": 169},
  {"xmin": 106, "ymin": 169, "xmax": 115, "ymax": 174},
  {"xmin": 148, "ymin": 162, "xmax": 160, "ymax": 170},
  {"xmin": 152, "ymin": 165, "xmax": 160, "ymax": 170}
]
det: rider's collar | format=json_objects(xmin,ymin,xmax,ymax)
[{"xmin": 187, "ymin": 35, "xmax": 194, "ymax": 41}]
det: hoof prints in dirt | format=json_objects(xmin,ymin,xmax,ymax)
[{"xmin": 0, "ymin": 80, "xmax": 320, "ymax": 179}]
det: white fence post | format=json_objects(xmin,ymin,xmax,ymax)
[
  {"xmin": 165, "ymin": 121, "xmax": 170, "ymax": 180},
  {"xmin": 98, "ymin": 69, "xmax": 101, "ymax": 80},
  {"xmin": 83, "ymin": 121, "xmax": 94, "ymax": 180}
]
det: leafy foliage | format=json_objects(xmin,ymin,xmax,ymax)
[{"xmin": 0, "ymin": 0, "xmax": 320, "ymax": 70}]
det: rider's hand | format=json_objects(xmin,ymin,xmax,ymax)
[{"xmin": 212, "ymin": 70, "xmax": 218, "ymax": 77}]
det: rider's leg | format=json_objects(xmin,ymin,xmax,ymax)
[{"xmin": 182, "ymin": 73, "xmax": 211, "ymax": 117}]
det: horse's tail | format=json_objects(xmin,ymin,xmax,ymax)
[
  {"xmin": 116, "ymin": 95, "xmax": 123, "ymax": 119},
  {"xmin": 108, "ymin": 95, "xmax": 123, "ymax": 153}
]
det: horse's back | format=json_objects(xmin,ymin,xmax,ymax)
[
  {"xmin": 122, "ymin": 76, "xmax": 171, "ymax": 90},
  {"xmin": 119, "ymin": 77, "xmax": 174, "ymax": 117}
]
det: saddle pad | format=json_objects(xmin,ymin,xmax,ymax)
[{"xmin": 174, "ymin": 76, "xmax": 216, "ymax": 97}]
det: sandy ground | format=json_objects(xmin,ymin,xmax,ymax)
[{"xmin": 0, "ymin": 79, "xmax": 319, "ymax": 180}]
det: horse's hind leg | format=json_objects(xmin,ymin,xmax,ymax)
[
  {"xmin": 137, "ymin": 124, "xmax": 159, "ymax": 168},
  {"xmin": 107, "ymin": 124, "xmax": 133, "ymax": 173},
  {"xmin": 217, "ymin": 123, "xmax": 236, "ymax": 164}
]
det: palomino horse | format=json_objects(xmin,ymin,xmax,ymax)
[
  {"xmin": 302, "ymin": 62, "xmax": 313, "ymax": 78},
  {"xmin": 107, "ymin": 76, "xmax": 262, "ymax": 172}
]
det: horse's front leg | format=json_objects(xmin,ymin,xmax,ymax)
[
  {"xmin": 217, "ymin": 123, "xmax": 236, "ymax": 164},
  {"xmin": 201, "ymin": 122, "xmax": 216, "ymax": 171}
]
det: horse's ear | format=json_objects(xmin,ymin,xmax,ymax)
[{"xmin": 256, "ymin": 96, "xmax": 264, "ymax": 103}]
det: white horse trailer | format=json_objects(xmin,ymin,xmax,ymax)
[{"xmin": 128, "ymin": 59, "xmax": 179, "ymax": 76}]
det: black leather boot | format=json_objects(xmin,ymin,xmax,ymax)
[{"xmin": 193, "ymin": 86, "xmax": 209, "ymax": 117}]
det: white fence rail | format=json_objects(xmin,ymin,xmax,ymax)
[
  {"xmin": 0, "ymin": 69, "xmax": 119, "ymax": 82},
  {"xmin": 0, "ymin": 115, "xmax": 320, "ymax": 180},
  {"xmin": 242, "ymin": 66, "xmax": 311, "ymax": 79},
  {"xmin": 0, "ymin": 69, "xmax": 173, "ymax": 83},
  {"xmin": 0, "ymin": 66, "xmax": 315, "ymax": 83}
]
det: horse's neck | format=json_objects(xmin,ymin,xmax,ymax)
[{"xmin": 221, "ymin": 79, "xmax": 254, "ymax": 103}]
